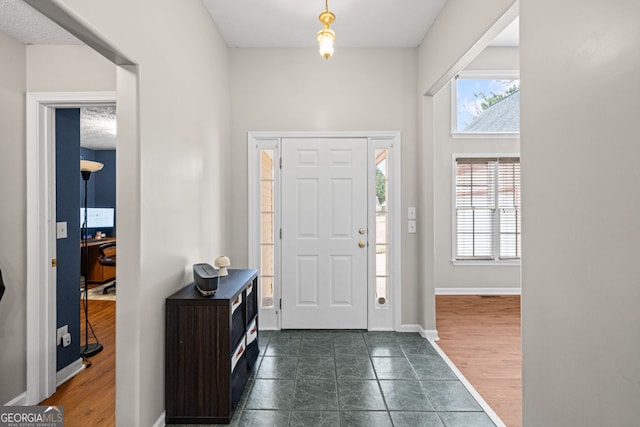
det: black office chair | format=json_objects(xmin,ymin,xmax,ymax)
[{"xmin": 98, "ymin": 242, "xmax": 116, "ymax": 294}]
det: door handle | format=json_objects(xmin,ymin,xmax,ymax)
[{"xmin": 358, "ymin": 241, "xmax": 366, "ymax": 248}]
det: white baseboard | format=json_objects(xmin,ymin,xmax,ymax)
[
  {"xmin": 152, "ymin": 411, "xmax": 166, "ymax": 427},
  {"xmin": 4, "ymin": 360, "xmax": 84, "ymax": 407},
  {"xmin": 428, "ymin": 339, "xmax": 506, "ymax": 427},
  {"xmin": 56, "ymin": 358, "xmax": 85, "ymax": 387},
  {"xmin": 398, "ymin": 324, "xmax": 439, "ymax": 341},
  {"xmin": 435, "ymin": 287, "xmax": 521, "ymax": 295},
  {"xmin": 420, "ymin": 328, "xmax": 439, "ymax": 341},
  {"xmin": 4, "ymin": 392, "xmax": 27, "ymax": 406}
]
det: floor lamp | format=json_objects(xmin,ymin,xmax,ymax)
[{"xmin": 80, "ymin": 159, "xmax": 104, "ymax": 358}]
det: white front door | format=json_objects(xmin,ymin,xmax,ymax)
[{"xmin": 281, "ymin": 138, "xmax": 368, "ymax": 329}]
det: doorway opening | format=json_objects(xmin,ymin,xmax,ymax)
[
  {"xmin": 26, "ymin": 92, "xmax": 118, "ymax": 405},
  {"xmin": 52, "ymin": 105, "xmax": 117, "ymax": 381}
]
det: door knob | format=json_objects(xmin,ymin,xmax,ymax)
[
  {"xmin": 358, "ymin": 228, "xmax": 366, "ymax": 235},
  {"xmin": 358, "ymin": 241, "xmax": 366, "ymax": 248}
]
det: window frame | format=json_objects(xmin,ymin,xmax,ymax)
[
  {"xmin": 451, "ymin": 154, "xmax": 521, "ymax": 266},
  {"xmin": 451, "ymin": 70, "xmax": 520, "ymax": 139}
]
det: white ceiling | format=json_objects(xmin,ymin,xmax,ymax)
[
  {"xmin": 0, "ymin": 0, "xmax": 80, "ymax": 45},
  {"xmin": 81, "ymin": 106, "xmax": 117, "ymax": 151},
  {"xmin": 0, "ymin": 0, "xmax": 520, "ymax": 51},
  {"xmin": 202, "ymin": 0, "xmax": 448, "ymax": 48},
  {"xmin": 0, "ymin": 0, "xmax": 517, "ymax": 151}
]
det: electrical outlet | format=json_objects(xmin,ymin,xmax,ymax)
[
  {"xmin": 408, "ymin": 207, "xmax": 416, "ymax": 219},
  {"xmin": 408, "ymin": 220, "xmax": 417, "ymax": 234},
  {"xmin": 57, "ymin": 325, "xmax": 68, "ymax": 346}
]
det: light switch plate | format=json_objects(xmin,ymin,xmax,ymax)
[
  {"xmin": 56, "ymin": 222, "xmax": 68, "ymax": 239},
  {"xmin": 408, "ymin": 220, "xmax": 417, "ymax": 233},
  {"xmin": 408, "ymin": 207, "xmax": 416, "ymax": 219}
]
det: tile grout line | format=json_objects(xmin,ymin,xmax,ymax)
[
  {"xmin": 290, "ymin": 333, "xmax": 301, "ymax": 426},
  {"xmin": 368, "ymin": 334, "xmax": 393, "ymax": 423},
  {"xmin": 404, "ymin": 345, "xmax": 441, "ymax": 420},
  {"xmin": 331, "ymin": 333, "xmax": 340, "ymax": 424}
]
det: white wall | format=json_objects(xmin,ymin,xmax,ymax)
[
  {"xmin": 0, "ymin": 31, "xmax": 27, "ymax": 405},
  {"xmin": 465, "ymin": 46, "xmax": 519, "ymax": 71},
  {"xmin": 26, "ymin": 45, "xmax": 116, "ymax": 91},
  {"xmin": 434, "ymin": 47, "xmax": 520, "ymax": 291},
  {"xmin": 416, "ymin": 0, "xmax": 517, "ymax": 329},
  {"xmin": 229, "ymin": 48, "xmax": 420, "ymax": 325},
  {"xmin": 44, "ymin": 1, "xmax": 231, "ymax": 425},
  {"xmin": 521, "ymin": 0, "xmax": 640, "ymax": 425}
]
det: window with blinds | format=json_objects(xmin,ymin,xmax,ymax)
[{"xmin": 454, "ymin": 157, "xmax": 521, "ymax": 260}]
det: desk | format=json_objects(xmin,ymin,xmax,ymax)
[{"xmin": 81, "ymin": 237, "xmax": 116, "ymax": 284}]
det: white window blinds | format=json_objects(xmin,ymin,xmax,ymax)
[
  {"xmin": 455, "ymin": 157, "xmax": 521, "ymax": 260},
  {"xmin": 498, "ymin": 158, "xmax": 521, "ymax": 259}
]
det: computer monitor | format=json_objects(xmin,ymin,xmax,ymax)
[{"xmin": 80, "ymin": 207, "xmax": 115, "ymax": 228}]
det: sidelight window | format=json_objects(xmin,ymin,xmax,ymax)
[
  {"xmin": 374, "ymin": 149, "xmax": 389, "ymax": 307},
  {"xmin": 259, "ymin": 149, "xmax": 275, "ymax": 308}
]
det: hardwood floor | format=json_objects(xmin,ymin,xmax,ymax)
[
  {"xmin": 40, "ymin": 296, "xmax": 520, "ymax": 427},
  {"xmin": 436, "ymin": 295, "xmax": 522, "ymax": 427},
  {"xmin": 41, "ymin": 300, "xmax": 115, "ymax": 427}
]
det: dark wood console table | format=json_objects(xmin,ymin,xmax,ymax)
[{"xmin": 165, "ymin": 269, "xmax": 259, "ymax": 424}]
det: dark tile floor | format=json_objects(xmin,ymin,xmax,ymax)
[{"xmin": 175, "ymin": 330, "xmax": 497, "ymax": 427}]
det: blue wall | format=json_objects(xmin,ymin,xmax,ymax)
[
  {"xmin": 94, "ymin": 150, "xmax": 116, "ymax": 211},
  {"xmin": 55, "ymin": 109, "xmax": 81, "ymax": 370},
  {"xmin": 80, "ymin": 148, "xmax": 116, "ymax": 236}
]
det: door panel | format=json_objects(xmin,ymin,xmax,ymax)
[
  {"xmin": 282, "ymin": 138, "xmax": 368, "ymax": 329},
  {"xmin": 296, "ymin": 179, "xmax": 319, "ymax": 238},
  {"xmin": 296, "ymin": 255, "xmax": 319, "ymax": 305},
  {"xmin": 330, "ymin": 255, "xmax": 353, "ymax": 305}
]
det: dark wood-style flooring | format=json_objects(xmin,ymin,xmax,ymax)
[
  {"xmin": 436, "ymin": 295, "xmax": 522, "ymax": 427},
  {"xmin": 41, "ymin": 299, "xmax": 116, "ymax": 427},
  {"xmin": 40, "ymin": 296, "xmax": 521, "ymax": 427}
]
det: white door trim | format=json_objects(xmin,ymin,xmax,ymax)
[
  {"xmin": 248, "ymin": 131, "xmax": 401, "ymax": 331},
  {"xmin": 26, "ymin": 91, "xmax": 116, "ymax": 404}
]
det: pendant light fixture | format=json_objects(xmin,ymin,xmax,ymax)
[{"xmin": 317, "ymin": 0, "xmax": 335, "ymax": 59}]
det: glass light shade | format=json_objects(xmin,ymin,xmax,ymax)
[
  {"xmin": 317, "ymin": 29, "xmax": 335, "ymax": 59},
  {"xmin": 80, "ymin": 159, "xmax": 104, "ymax": 172}
]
